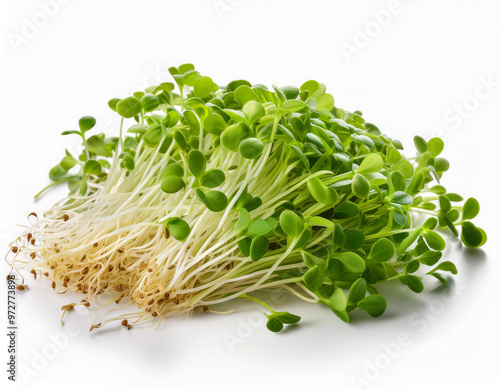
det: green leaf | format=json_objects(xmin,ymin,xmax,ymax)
[
  {"xmin": 439, "ymin": 195, "xmax": 451, "ymax": 213},
  {"xmin": 461, "ymin": 221, "xmax": 484, "ymax": 248},
  {"xmin": 477, "ymin": 227, "xmax": 488, "ymax": 247},
  {"xmin": 165, "ymin": 217, "xmax": 191, "ymax": 241},
  {"xmin": 344, "ymin": 229, "xmax": 365, "ymax": 250},
  {"xmin": 423, "ymin": 217, "xmax": 438, "ymax": 230},
  {"xmin": 386, "ymin": 145, "xmax": 401, "ymax": 165},
  {"xmin": 239, "ymin": 137, "xmax": 264, "ymax": 159},
  {"xmin": 422, "ymin": 230, "xmax": 446, "ymax": 251},
  {"xmin": 205, "ymin": 191, "xmax": 229, "ymax": 212},
  {"xmin": 334, "ymin": 252, "xmax": 366, "ymax": 273},
  {"xmin": 108, "ymin": 98, "xmax": 121, "ymax": 111},
  {"xmin": 428, "ymin": 185, "xmax": 446, "ymax": 195},
  {"xmin": 392, "ymin": 211, "xmax": 407, "ymax": 226},
  {"xmin": 272, "ymin": 85, "xmax": 287, "ymax": 102},
  {"xmin": 356, "ymin": 153, "xmax": 384, "ymax": 174},
  {"xmin": 163, "ymin": 163, "xmax": 184, "ymax": 178},
  {"xmin": 390, "ymin": 171, "xmax": 406, "ymax": 192},
  {"xmin": 396, "ymin": 227, "xmax": 423, "ymax": 255},
  {"xmin": 187, "ymin": 150, "xmax": 206, "ymax": 178},
  {"xmin": 49, "ymin": 164, "xmax": 70, "ymax": 181},
  {"xmin": 462, "ymin": 198, "xmax": 480, "ymax": 220},
  {"xmin": 238, "ymin": 237, "xmax": 252, "ymax": 257},
  {"xmin": 144, "ymin": 125, "xmax": 162, "ymax": 147},
  {"xmin": 317, "ymin": 93, "xmax": 335, "ymax": 110},
  {"xmin": 234, "ymin": 85, "xmax": 259, "ymax": 106},
  {"xmin": 61, "ymin": 154, "xmax": 77, "ymax": 171},
  {"xmin": 324, "ymin": 287, "xmax": 347, "ymax": 312},
  {"xmin": 226, "ymin": 79, "xmax": 251, "ymax": 92},
  {"xmin": 159, "ymin": 135, "xmax": 174, "ymax": 154},
  {"xmin": 280, "ymin": 210, "xmax": 303, "ymax": 238},
  {"xmin": 274, "ymin": 312, "xmax": 301, "ymax": 324},
  {"xmin": 200, "ymin": 169, "xmax": 225, "ymax": 188},
  {"xmin": 161, "ymin": 176, "xmax": 185, "ymax": 193},
  {"xmin": 79, "ymin": 116, "xmax": 96, "ymax": 133},
  {"xmin": 244, "ymin": 197, "xmax": 262, "ymax": 212},
  {"xmin": 351, "ymin": 174, "xmax": 371, "ymax": 199},
  {"xmin": 357, "ymin": 295, "xmax": 387, "ymax": 317},
  {"xmin": 434, "ymin": 157, "xmax": 450, "ymax": 173},
  {"xmin": 204, "ymin": 113, "xmax": 227, "ymax": 135},
  {"xmin": 333, "ymin": 153, "xmax": 350, "ymax": 163},
  {"xmin": 266, "ymin": 317, "xmax": 283, "ymax": 332},
  {"xmin": 247, "ymin": 219, "xmax": 273, "ymax": 236},
  {"xmin": 304, "ymin": 265, "xmax": 324, "ymax": 291},
  {"xmin": 61, "ymin": 130, "xmax": 82, "ymax": 137},
  {"xmin": 280, "ymin": 99, "xmax": 307, "ymax": 112},
  {"xmin": 223, "ymin": 109, "xmax": 246, "ymax": 123},
  {"xmin": 301, "ymin": 251, "xmax": 324, "ymax": 268},
  {"xmin": 415, "ymin": 250, "xmax": 442, "ymax": 266},
  {"xmin": 368, "ymin": 238, "xmax": 395, "ymax": 262},
  {"xmin": 332, "ymin": 224, "xmax": 346, "ymax": 250},
  {"xmin": 414, "ymin": 239, "xmax": 430, "ymax": 256},
  {"xmin": 413, "ymin": 136, "xmax": 427, "ymax": 154},
  {"xmin": 334, "ymin": 202, "xmax": 359, "ymax": 219},
  {"xmin": 116, "ymin": 96, "xmax": 142, "ymax": 118},
  {"xmin": 348, "ymin": 278, "xmax": 367, "ymax": 303},
  {"xmin": 176, "ymin": 63, "xmax": 194, "ymax": 74},
  {"xmin": 121, "ymin": 154, "xmax": 135, "ymax": 171},
  {"xmin": 193, "ymin": 76, "xmax": 214, "ymax": 98},
  {"xmin": 438, "ymin": 211, "xmax": 459, "ymax": 237},
  {"xmin": 307, "ymin": 177, "xmax": 338, "ymax": 204},
  {"xmin": 250, "ymin": 236, "xmax": 269, "ymax": 262},
  {"xmin": 265, "ymin": 217, "xmax": 278, "ymax": 231},
  {"xmin": 307, "ymin": 216, "xmax": 334, "ymax": 230},
  {"xmin": 400, "ymin": 275, "xmax": 424, "ymax": 293},
  {"xmin": 235, "ymin": 208, "xmax": 251, "ymax": 232},
  {"xmin": 184, "ymin": 111, "xmax": 201, "ymax": 133},
  {"xmin": 404, "ymin": 260, "xmax": 420, "ymax": 273},
  {"xmin": 83, "ymin": 160, "xmax": 101, "ymax": 175},
  {"xmin": 300, "ymin": 80, "xmax": 320, "ymax": 95},
  {"xmin": 182, "ymin": 70, "xmax": 201, "ymax": 86},
  {"xmin": 427, "ymin": 137, "xmax": 444, "ymax": 157},
  {"xmin": 445, "ymin": 193, "xmax": 463, "ymax": 202},
  {"xmin": 79, "ymin": 179, "xmax": 88, "ymax": 195},
  {"xmin": 290, "ymin": 145, "xmax": 310, "ymax": 170},
  {"xmin": 281, "ymin": 85, "xmax": 300, "ymax": 100},
  {"xmin": 331, "ymin": 309, "xmax": 350, "ymax": 323},
  {"xmin": 366, "ymin": 172, "xmax": 387, "ymax": 186},
  {"xmin": 392, "ymin": 191, "xmax": 413, "ymax": 205},
  {"xmin": 392, "ymin": 160, "xmax": 414, "ymax": 179},
  {"xmin": 194, "ymin": 189, "xmax": 228, "ymax": 212},
  {"xmin": 133, "ymin": 91, "xmax": 145, "ymax": 100},
  {"xmin": 427, "ymin": 261, "xmax": 457, "ymax": 275},
  {"xmin": 242, "ymin": 101, "xmax": 265, "ymax": 125},
  {"xmin": 141, "ymin": 94, "xmax": 160, "ymax": 112},
  {"xmin": 128, "ymin": 124, "xmax": 149, "ymax": 134},
  {"xmin": 221, "ymin": 122, "xmax": 250, "ymax": 152}
]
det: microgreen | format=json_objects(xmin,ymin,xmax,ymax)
[{"xmin": 10, "ymin": 64, "xmax": 486, "ymax": 333}]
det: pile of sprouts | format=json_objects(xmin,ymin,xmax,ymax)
[{"xmin": 7, "ymin": 64, "xmax": 486, "ymax": 332}]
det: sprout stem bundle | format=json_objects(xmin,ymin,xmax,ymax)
[{"xmin": 7, "ymin": 64, "xmax": 486, "ymax": 332}]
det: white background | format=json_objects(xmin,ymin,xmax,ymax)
[{"xmin": 1, "ymin": 1, "xmax": 499, "ymax": 388}]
